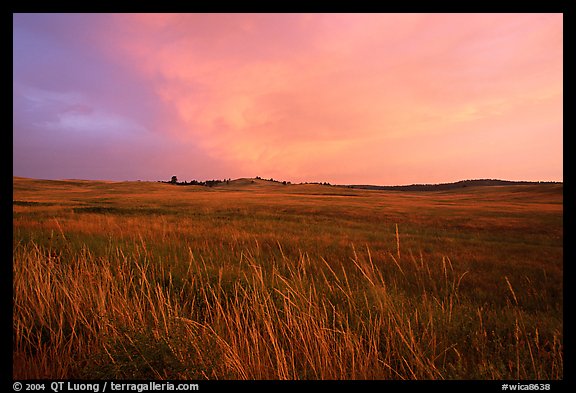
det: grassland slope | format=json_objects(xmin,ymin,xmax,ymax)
[{"xmin": 12, "ymin": 176, "xmax": 563, "ymax": 379}]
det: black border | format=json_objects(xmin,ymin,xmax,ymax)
[
  {"xmin": 8, "ymin": 1, "xmax": 573, "ymax": 391},
  {"xmin": 7, "ymin": 2, "xmax": 570, "ymax": 14}
]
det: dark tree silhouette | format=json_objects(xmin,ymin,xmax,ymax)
[{"xmin": 170, "ymin": 176, "xmax": 178, "ymax": 184}]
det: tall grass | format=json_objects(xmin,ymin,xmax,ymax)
[{"xmin": 13, "ymin": 228, "xmax": 562, "ymax": 379}]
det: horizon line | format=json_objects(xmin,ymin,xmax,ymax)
[{"xmin": 12, "ymin": 175, "xmax": 564, "ymax": 188}]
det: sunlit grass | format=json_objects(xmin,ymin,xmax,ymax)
[{"xmin": 12, "ymin": 177, "xmax": 562, "ymax": 379}]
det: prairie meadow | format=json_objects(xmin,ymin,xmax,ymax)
[{"xmin": 12, "ymin": 177, "xmax": 563, "ymax": 379}]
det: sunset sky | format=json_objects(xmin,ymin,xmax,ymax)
[{"xmin": 13, "ymin": 13, "xmax": 563, "ymax": 185}]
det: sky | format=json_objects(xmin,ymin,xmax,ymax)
[{"xmin": 13, "ymin": 13, "xmax": 563, "ymax": 185}]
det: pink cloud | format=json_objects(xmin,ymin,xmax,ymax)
[{"xmin": 30, "ymin": 13, "xmax": 562, "ymax": 184}]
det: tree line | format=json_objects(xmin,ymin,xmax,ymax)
[
  {"xmin": 159, "ymin": 176, "xmax": 231, "ymax": 187},
  {"xmin": 160, "ymin": 176, "xmax": 333, "ymax": 187}
]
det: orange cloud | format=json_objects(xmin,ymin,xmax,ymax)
[{"xmin": 97, "ymin": 13, "xmax": 562, "ymax": 184}]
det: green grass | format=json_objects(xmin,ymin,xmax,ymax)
[{"xmin": 12, "ymin": 177, "xmax": 563, "ymax": 379}]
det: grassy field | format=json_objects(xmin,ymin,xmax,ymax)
[{"xmin": 12, "ymin": 176, "xmax": 563, "ymax": 379}]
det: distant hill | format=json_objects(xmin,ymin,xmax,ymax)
[
  {"xmin": 14, "ymin": 176, "xmax": 562, "ymax": 193},
  {"xmin": 345, "ymin": 179, "xmax": 562, "ymax": 192}
]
